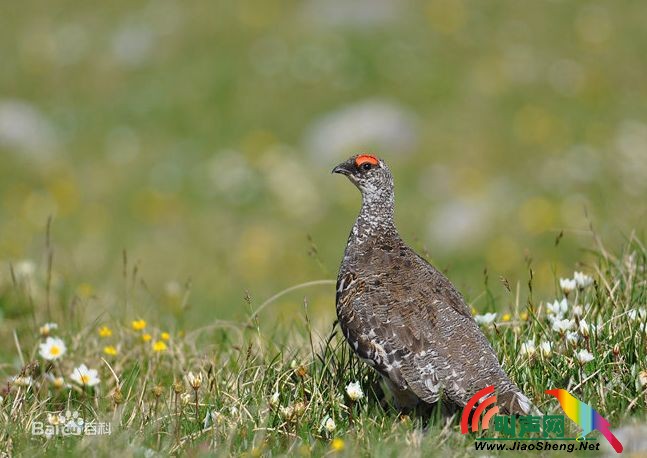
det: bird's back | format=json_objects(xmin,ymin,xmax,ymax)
[{"xmin": 337, "ymin": 231, "xmax": 528, "ymax": 412}]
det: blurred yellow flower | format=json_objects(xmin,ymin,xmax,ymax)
[
  {"xmin": 152, "ymin": 341, "xmax": 167, "ymax": 352},
  {"xmin": 520, "ymin": 311, "xmax": 529, "ymax": 321},
  {"xmin": 76, "ymin": 283, "xmax": 94, "ymax": 298},
  {"xmin": 518, "ymin": 197, "xmax": 556, "ymax": 235},
  {"xmin": 161, "ymin": 332, "xmax": 170, "ymax": 341},
  {"xmin": 103, "ymin": 345, "xmax": 118, "ymax": 356},
  {"xmin": 142, "ymin": 333, "xmax": 152, "ymax": 342},
  {"xmin": 502, "ymin": 313, "xmax": 511, "ymax": 322},
  {"xmin": 132, "ymin": 319, "xmax": 146, "ymax": 331},
  {"xmin": 331, "ymin": 438, "xmax": 344, "ymax": 452},
  {"xmin": 39, "ymin": 322, "xmax": 58, "ymax": 337},
  {"xmin": 98, "ymin": 326, "xmax": 112, "ymax": 337}
]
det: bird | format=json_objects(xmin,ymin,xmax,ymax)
[
  {"xmin": 545, "ymin": 389, "xmax": 623, "ymax": 453},
  {"xmin": 332, "ymin": 153, "xmax": 532, "ymax": 415}
]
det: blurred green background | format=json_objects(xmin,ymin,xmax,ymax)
[{"xmin": 1, "ymin": 0, "xmax": 645, "ymax": 328}]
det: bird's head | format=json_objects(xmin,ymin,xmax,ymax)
[{"xmin": 332, "ymin": 154, "xmax": 394, "ymax": 201}]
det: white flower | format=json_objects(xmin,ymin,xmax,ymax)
[
  {"xmin": 70, "ymin": 364, "xmax": 100, "ymax": 387},
  {"xmin": 639, "ymin": 371, "xmax": 647, "ymax": 388},
  {"xmin": 322, "ymin": 416, "xmax": 336, "ymax": 433},
  {"xmin": 47, "ymin": 413, "xmax": 61, "ymax": 426},
  {"xmin": 573, "ymin": 271, "xmax": 593, "ymax": 289},
  {"xmin": 203, "ymin": 410, "xmax": 223, "ymax": 429},
  {"xmin": 539, "ymin": 341, "xmax": 552, "ymax": 357},
  {"xmin": 10, "ymin": 375, "xmax": 32, "ymax": 387},
  {"xmin": 576, "ymin": 349, "xmax": 594, "ymax": 364},
  {"xmin": 305, "ymin": 99, "xmax": 418, "ymax": 163},
  {"xmin": 269, "ymin": 391, "xmax": 280, "ymax": 408},
  {"xmin": 345, "ymin": 381, "xmax": 364, "ymax": 401},
  {"xmin": 566, "ymin": 332, "xmax": 579, "ymax": 345},
  {"xmin": 14, "ymin": 260, "xmax": 36, "ymax": 279},
  {"xmin": 578, "ymin": 319, "xmax": 590, "ymax": 337},
  {"xmin": 186, "ymin": 371, "xmax": 202, "ymax": 390},
  {"xmin": 628, "ymin": 308, "xmax": 646, "ymax": 321},
  {"xmin": 39, "ymin": 337, "xmax": 67, "ymax": 361},
  {"xmin": 39, "ymin": 322, "xmax": 58, "ymax": 336},
  {"xmin": 552, "ymin": 318, "xmax": 575, "ymax": 333},
  {"xmin": 547, "ymin": 299, "xmax": 569, "ymax": 317},
  {"xmin": 45, "ymin": 373, "xmax": 68, "ymax": 389},
  {"xmin": 229, "ymin": 406, "xmax": 238, "ymax": 416},
  {"xmin": 279, "ymin": 405, "xmax": 294, "ymax": 420},
  {"xmin": 520, "ymin": 340, "xmax": 536, "ymax": 357},
  {"xmin": 474, "ymin": 313, "xmax": 497, "ymax": 325},
  {"xmin": 559, "ymin": 278, "xmax": 577, "ymax": 295},
  {"xmin": 572, "ymin": 305, "xmax": 583, "ymax": 317}
]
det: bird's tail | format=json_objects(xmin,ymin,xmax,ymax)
[
  {"xmin": 498, "ymin": 388, "xmax": 540, "ymax": 416},
  {"xmin": 598, "ymin": 425, "xmax": 623, "ymax": 454}
]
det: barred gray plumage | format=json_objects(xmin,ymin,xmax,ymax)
[{"xmin": 332, "ymin": 154, "xmax": 532, "ymax": 415}]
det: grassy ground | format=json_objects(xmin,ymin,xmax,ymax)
[{"xmin": 0, "ymin": 233, "xmax": 645, "ymax": 457}]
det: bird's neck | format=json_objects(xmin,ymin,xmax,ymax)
[{"xmin": 353, "ymin": 190, "xmax": 396, "ymax": 240}]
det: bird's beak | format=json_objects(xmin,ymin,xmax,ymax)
[
  {"xmin": 545, "ymin": 389, "xmax": 557, "ymax": 396},
  {"xmin": 332, "ymin": 161, "xmax": 353, "ymax": 176}
]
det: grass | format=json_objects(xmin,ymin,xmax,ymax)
[{"xmin": 0, "ymin": 232, "xmax": 645, "ymax": 457}]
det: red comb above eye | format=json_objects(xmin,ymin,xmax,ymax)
[{"xmin": 355, "ymin": 154, "xmax": 379, "ymax": 166}]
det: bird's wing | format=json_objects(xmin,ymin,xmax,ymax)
[{"xmin": 337, "ymin": 240, "xmax": 525, "ymax": 410}]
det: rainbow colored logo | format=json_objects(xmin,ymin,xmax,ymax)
[
  {"xmin": 545, "ymin": 389, "xmax": 623, "ymax": 453},
  {"xmin": 461, "ymin": 385, "xmax": 499, "ymax": 434}
]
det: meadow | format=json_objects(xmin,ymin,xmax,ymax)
[
  {"xmin": 1, "ymin": 0, "xmax": 646, "ymax": 456},
  {"xmin": 0, "ymin": 230, "xmax": 645, "ymax": 456}
]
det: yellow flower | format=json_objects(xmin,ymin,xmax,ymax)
[
  {"xmin": 471, "ymin": 307, "xmax": 477, "ymax": 316},
  {"xmin": 98, "ymin": 326, "xmax": 112, "ymax": 337},
  {"xmin": 142, "ymin": 333, "xmax": 152, "ymax": 342},
  {"xmin": 131, "ymin": 319, "xmax": 146, "ymax": 331},
  {"xmin": 76, "ymin": 283, "xmax": 94, "ymax": 298},
  {"xmin": 502, "ymin": 313, "xmax": 511, "ymax": 322},
  {"xmin": 161, "ymin": 332, "xmax": 170, "ymax": 341},
  {"xmin": 103, "ymin": 345, "xmax": 118, "ymax": 356},
  {"xmin": 520, "ymin": 311, "xmax": 529, "ymax": 321},
  {"xmin": 331, "ymin": 438, "xmax": 344, "ymax": 452},
  {"xmin": 152, "ymin": 341, "xmax": 167, "ymax": 352}
]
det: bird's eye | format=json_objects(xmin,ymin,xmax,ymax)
[{"xmin": 361, "ymin": 162, "xmax": 372, "ymax": 171}]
